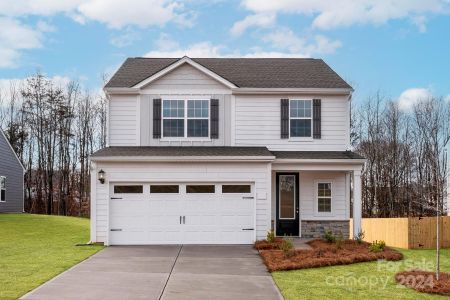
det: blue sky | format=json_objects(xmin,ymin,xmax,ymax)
[{"xmin": 0, "ymin": 0, "xmax": 450, "ymax": 106}]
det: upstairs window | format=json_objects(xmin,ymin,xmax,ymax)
[
  {"xmin": 290, "ymin": 100, "xmax": 312, "ymax": 137},
  {"xmin": 0, "ymin": 176, "xmax": 5, "ymax": 202},
  {"xmin": 162, "ymin": 99, "xmax": 209, "ymax": 138}
]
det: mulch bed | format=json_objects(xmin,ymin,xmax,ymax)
[
  {"xmin": 254, "ymin": 238, "xmax": 283, "ymax": 250},
  {"xmin": 257, "ymin": 239, "xmax": 403, "ymax": 272},
  {"xmin": 395, "ymin": 270, "xmax": 450, "ymax": 296}
]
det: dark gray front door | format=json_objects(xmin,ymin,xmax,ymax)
[{"xmin": 276, "ymin": 173, "xmax": 299, "ymax": 236}]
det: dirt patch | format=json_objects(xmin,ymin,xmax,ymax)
[
  {"xmin": 395, "ymin": 270, "xmax": 450, "ymax": 296},
  {"xmin": 258, "ymin": 239, "xmax": 403, "ymax": 272}
]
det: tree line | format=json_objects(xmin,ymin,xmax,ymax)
[
  {"xmin": 0, "ymin": 73, "xmax": 107, "ymax": 216},
  {"xmin": 0, "ymin": 73, "xmax": 449, "ymax": 217},
  {"xmin": 352, "ymin": 93, "xmax": 449, "ymax": 217}
]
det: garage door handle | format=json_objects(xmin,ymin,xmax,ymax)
[
  {"xmin": 180, "ymin": 216, "xmax": 182, "ymax": 224},
  {"xmin": 242, "ymin": 228, "xmax": 254, "ymax": 231},
  {"xmin": 183, "ymin": 216, "xmax": 185, "ymax": 224},
  {"xmin": 110, "ymin": 197, "xmax": 122, "ymax": 200},
  {"xmin": 110, "ymin": 229, "xmax": 122, "ymax": 231},
  {"xmin": 242, "ymin": 196, "xmax": 254, "ymax": 199}
]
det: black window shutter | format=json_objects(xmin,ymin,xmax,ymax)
[
  {"xmin": 210, "ymin": 99, "xmax": 219, "ymax": 139},
  {"xmin": 313, "ymin": 99, "xmax": 321, "ymax": 139},
  {"xmin": 153, "ymin": 98, "xmax": 162, "ymax": 139},
  {"xmin": 280, "ymin": 99, "xmax": 289, "ymax": 139}
]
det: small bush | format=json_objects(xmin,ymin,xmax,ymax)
[
  {"xmin": 279, "ymin": 238, "xmax": 294, "ymax": 258},
  {"xmin": 369, "ymin": 240, "xmax": 386, "ymax": 252},
  {"xmin": 354, "ymin": 230, "xmax": 365, "ymax": 244},
  {"xmin": 324, "ymin": 230, "xmax": 336, "ymax": 243},
  {"xmin": 266, "ymin": 230, "xmax": 275, "ymax": 243}
]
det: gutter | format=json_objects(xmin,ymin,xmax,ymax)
[
  {"xmin": 273, "ymin": 158, "xmax": 366, "ymax": 164},
  {"xmin": 231, "ymin": 87, "xmax": 354, "ymax": 95},
  {"xmin": 90, "ymin": 155, "xmax": 276, "ymax": 163}
]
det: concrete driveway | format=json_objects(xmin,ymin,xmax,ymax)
[{"xmin": 21, "ymin": 245, "xmax": 282, "ymax": 300}]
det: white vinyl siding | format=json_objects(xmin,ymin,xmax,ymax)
[
  {"xmin": 234, "ymin": 95, "xmax": 349, "ymax": 151},
  {"xmin": 108, "ymin": 95, "xmax": 139, "ymax": 146},
  {"xmin": 271, "ymin": 171, "xmax": 348, "ymax": 223},
  {"xmin": 142, "ymin": 63, "xmax": 231, "ymax": 93},
  {"xmin": 92, "ymin": 161, "xmax": 271, "ymax": 243}
]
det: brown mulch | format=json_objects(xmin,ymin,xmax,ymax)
[
  {"xmin": 395, "ymin": 270, "xmax": 450, "ymax": 296},
  {"xmin": 258, "ymin": 239, "xmax": 403, "ymax": 272},
  {"xmin": 254, "ymin": 238, "xmax": 283, "ymax": 250}
]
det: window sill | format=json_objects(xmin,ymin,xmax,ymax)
[
  {"xmin": 160, "ymin": 138, "xmax": 212, "ymax": 142},
  {"xmin": 288, "ymin": 137, "xmax": 313, "ymax": 142}
]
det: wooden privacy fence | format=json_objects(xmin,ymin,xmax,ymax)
[{"xmin": 350, "ymin": 217, "xmax": 450, "ymax": 249}]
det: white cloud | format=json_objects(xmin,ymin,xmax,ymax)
[
  {"xmin": 78, "ymin": 0, "xmax": 190, "ymax": 29},
  {"xmin": 110, "ymin": 30, "xmax": 141, "ymax": 48},
  {"xmin": 230, "ymin": 13, "xmax": 275, "ymax": 36},
  {"xmin": 0, "ymin": 0, "xmax": 193, "ymax": 29},
  {"xmin": 238, "ymin": 0, "xmax": 449, "ymax": 31},
  {"xmin": 397, "ymin": 87, "xmax": 433, "ymax": 111},
  {"xmin": 146, "ymin": 41, "xmax": 226, "ymax": 58},
  {"xmin": 145, "ymin": 33, "xmax": 339, "ymax": 58},
  {"xmin": 262, "ymin": 28, "xmax": 342, "ymax": 56},
  {"xmin": 0, "ymin": 17, "xmax": 43, "ymax": 68},
  {"xmin": 445, "ymin": 94, "xmax": 450, "ymax": 103}
]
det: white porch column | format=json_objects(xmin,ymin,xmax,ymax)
[{"xmin": 352, "ymin": 170, "xmax": 362, "ymax": 238}]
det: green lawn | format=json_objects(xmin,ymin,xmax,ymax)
[
  {"xmin": 0, "ymin": 213, "xmax": 104, "ymax": 300},
  {"xmin": 273, "ymin": 248, "xmax": 450, "ymax": 299}
]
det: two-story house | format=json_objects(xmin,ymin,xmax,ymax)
[{"xmin": 90, "ymin": 56, "xmax": 365, "ymax": 245}]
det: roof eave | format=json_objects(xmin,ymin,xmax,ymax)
[
  {"xmin": 103, "ymin": 87, "xmax": 140, "ymax": 95},
  {"xmin": 231, "ymin": 87, "xmax": 353, "ymax": 95},
  {"xmin": 90, "ymin": 155, "xmax": 275, "ymax": 162},
  {"xmin": 273, "ymin": 158, "xmax": 366, "ymax": 164}
]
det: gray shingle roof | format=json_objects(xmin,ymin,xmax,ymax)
[
  {"xmin": 105, "ymin": 57, "xmax": 352, "ymax": 89},
  {"xmin": 91, "ymin": 146, "xmax": 274, "ymax": 158},
  {"xmin": 272, "ymin": 151, "xmax": 364, "ymax": 160},
  {"xmin": 91, "ymin": 147, "xmax": 364, "ymax": 160}
]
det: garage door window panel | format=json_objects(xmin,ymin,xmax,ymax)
[
  {"xmin": 186, "ymin": 185, "xmax": 215, "ymax": 193},
  {"xmin": 150, "ymin": 185, "xmax": 179, "ymax": 193},
  {"xmin": 114, "ymin": 185, "xmax": 143, "ymax": 194},
  {"xmin": 222, "ymin": 185, "xmax": 251, "ymax": 193}
]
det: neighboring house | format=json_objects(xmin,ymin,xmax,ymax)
[
  {"xmin": 90, "ymin": 56, "xmax": 365, "ymax": 245},
  {"xmin": 0, "ymin": 129, "xmax": 25, "ymax": 212}
]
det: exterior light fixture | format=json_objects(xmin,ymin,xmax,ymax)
[{"xmin": 98, "ymin": 169, "xmax": 105, "ymax": 184}]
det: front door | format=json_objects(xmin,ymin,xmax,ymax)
[{"xmin": 276, "ymin": 173, "xmax": 299, "ymax": 236}]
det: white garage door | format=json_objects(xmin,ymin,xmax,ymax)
[{"xmin": 109, "ymin": 183, "xmax": 255, "ymax": 245}]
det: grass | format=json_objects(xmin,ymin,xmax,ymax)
[
  {"xmin": 0, "ymin": 213, "xmax": 104, "ymax": 300},
  {"xmin": 272, "ymin": 247, "xmax": 450, "ymax": 299}
]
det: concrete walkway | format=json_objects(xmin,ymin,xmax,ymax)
[{"xmin": 21, "ymin": 245, "xmax": 283, "ymax": 300}]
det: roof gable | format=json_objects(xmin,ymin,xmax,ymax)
[
  {"xmin": 0, "ymin": 129, "xmax": 25, "ymax": 171},
  {"xmin": 105, "ymin": 57, "xmax": 352, "ymax": 90},
  {"xmin": 131, "ymin": 57, "xmax": 237, "ymax": 89}
]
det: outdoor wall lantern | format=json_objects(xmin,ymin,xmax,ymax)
[{"xmin": 98, "ymin": 169, "xmax": 105, "ymax": 184}]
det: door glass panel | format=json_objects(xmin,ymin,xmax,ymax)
[{"xmin": 279, "ymin": 175, "xmax": 295, "ymax": 219}]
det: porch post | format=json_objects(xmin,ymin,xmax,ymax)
[{"xmin": 352, "ymin": 170, "xmax": 362, "ymax": 239}]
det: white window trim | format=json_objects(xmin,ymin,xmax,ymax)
[
  {"xmin": 314, "ymin": 180, "xmax": 334, "ymax": 216},
  {"xmin": 289, "ymin": 99, "xmax": 313, "ymax": 141},
  {"xmin": 0, "ymin": 176, "xmax": 6, "ymax": 202},
  {"xmin": 161, "ymin": 96, "xmax": 211, "ymax": 141}
]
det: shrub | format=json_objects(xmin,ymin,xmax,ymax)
[
  {"xmin": 324, "ymin": 230, "xmax": 336, "ymax": 243},
  {"xmin": 369, "ymin": 240, "xmax": 386, "ymax": 252},
  {"xmin": 354, "ymin": 230, "xmax": 365, "ymax": 244},
  {"xmin": 266, "ymin": 230, "xmax": 275, "ymax": 243},
  {"xmin": 279, "ymin": 238, "xmax": 294, "ymax": 258}
]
